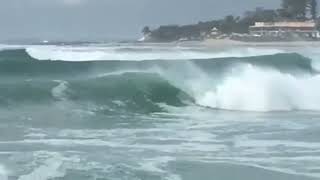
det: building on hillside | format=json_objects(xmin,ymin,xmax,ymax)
[
  {"xmin": 210, "ymin": 27, "xmax": 220, "ymax": 36},
  {"xmin": 249, "ymin": 21, "xmax": 320, "ymax": 39},
  {"xmin": 202, "ymin": 27, "xmax": 224, "ymax": 39}
]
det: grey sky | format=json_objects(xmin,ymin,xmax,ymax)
[{"xmin": 0, "ymin": 0, "xmax": 280, "ymax": 41}]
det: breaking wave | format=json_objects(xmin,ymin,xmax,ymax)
[
  {"xmin": 195, "ymin": 65, "xmax": 320, "ymax": 111},
  {"xmin": 0, "ymin": 72, "xmax": 191, "ymax": 113},
  {"xmin": 24, "ymin": 45, "xmax": 284, "ymax": 61},
  {"xmin": 0, "ymin": 47, "xmax": 320, "ymax": 112}
]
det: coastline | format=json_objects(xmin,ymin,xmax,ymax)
[
  {"xmin": 139, "ymin": 39, "xmax": 320, "ymax": 50},
  {"xmin": 202, "ymin": 39, "xmax": 320, "ymax": 48}
]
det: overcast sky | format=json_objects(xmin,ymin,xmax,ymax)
[{"xmin": 0, "ymin": 0, "xmax": 280, "ymax": 41}]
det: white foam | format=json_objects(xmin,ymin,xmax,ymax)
[
  {"xmin": 138, "ymin": 157, "xmax": 174, "ymax": 173},
  {"xmin": 0, "ymin": 164, "xmax": 8, "ymax": 180},
  {"xmin": 25, "ymin": 45, "xmax": 282, "ymax": 61},
  {"xmin": 194, "ymin": 65, "xmax": 320, "ymax": 112},
  {"xmin": 234, "ymin": 135, "xmax": 320, "ymax": 149},
  {"xmin": 18, "ymin": 153, "xmax": 65, "ymax": 180},
  {"xmin": 138, "ymin": 157, "xmax": 182, "ymax": 180},
  {"xmin": 51, "ymin": 80, "xmax": 69, "ymax": 100}
]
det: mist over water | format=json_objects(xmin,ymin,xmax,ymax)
[{"xmin": 1, "ymin": 43, "xmax": 320, "ymax": 180}]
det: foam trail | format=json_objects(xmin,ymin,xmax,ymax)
[
  {"xmin": 18, "ymin": 154, "xmax": 65, "ymax": 180},
  {"xmin": 51, "ymin": 80, "xmax": 69, "ymax": 100},
  {"xmin": 194, "ymin": 65, "xmax": 320, "ymax": 112},
  {"xmin": 25, "ymin": 46, "xmax": 283, "ymax": 61}
]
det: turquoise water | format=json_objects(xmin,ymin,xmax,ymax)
[{"xmin": 1, "ymin": 44, "xmax": 320, "ymax": 180}]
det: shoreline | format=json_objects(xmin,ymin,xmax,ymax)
[
  {"xmin": 138, "ymin": 39, "xmax": 320, "ymax": 50},
  {"xmin": 202, "ymin": 39, "xmax": 320, "ymax": 48}
]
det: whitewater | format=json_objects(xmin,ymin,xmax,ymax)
[{"xmin": 1, "ymin": 42, "xmax": 320, "ymax": 180}]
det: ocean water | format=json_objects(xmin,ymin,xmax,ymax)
[{"xmin": 1, "ymin": 43, "xmax": 320, "ymax": 180}]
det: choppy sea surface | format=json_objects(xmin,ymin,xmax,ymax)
[{"xmin": 1, "ymin": 42, "xmax": 320, "ymax": 180}]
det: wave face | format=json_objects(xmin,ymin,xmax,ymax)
[{"xmin": 0, "ymin": 47, "xmax": 319, "ymax": 112}]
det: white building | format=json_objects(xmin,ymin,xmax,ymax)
[{"xmin": 249, "ymin": 21, "xmax": 320, "ymax": 38}]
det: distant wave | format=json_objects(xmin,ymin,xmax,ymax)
[
  {"xmin": 0, "ymin": 49, "xmax": 313, "ymax": 76},
  {"xmin": 24, "ymin": 45, "xmax": 284, "ymax": 61}
]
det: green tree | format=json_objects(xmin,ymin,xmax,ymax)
[
  {"xmin": 142, "ymin": 26, "xmax": 151, "ymax": 35},
  {"xmin": 220, "ymin": 15, "xmax": 237, "ymax": 34},
  {"xmin": 281, "ymin": 0, "xmax": 308, "ymax": 20},
  {"xmin": 308, "ymin": 0, "xmax": 318, "ymax": 19}
]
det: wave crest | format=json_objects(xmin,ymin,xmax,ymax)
[
  {"xmin": 25, "ymin": 46, "xmax": 284, "ymax": 61},
  {"xmin": 195, "ymin": 65, "xmax": 320, "ymax": 112},
  {"xmin": 0, "ymin": 46, "xmax": 319, "ymax": 112}
]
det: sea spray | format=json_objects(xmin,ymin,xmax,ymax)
[{"xmin": 196, "ymin": 65, "xmax": 320, "ymax": 111}]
